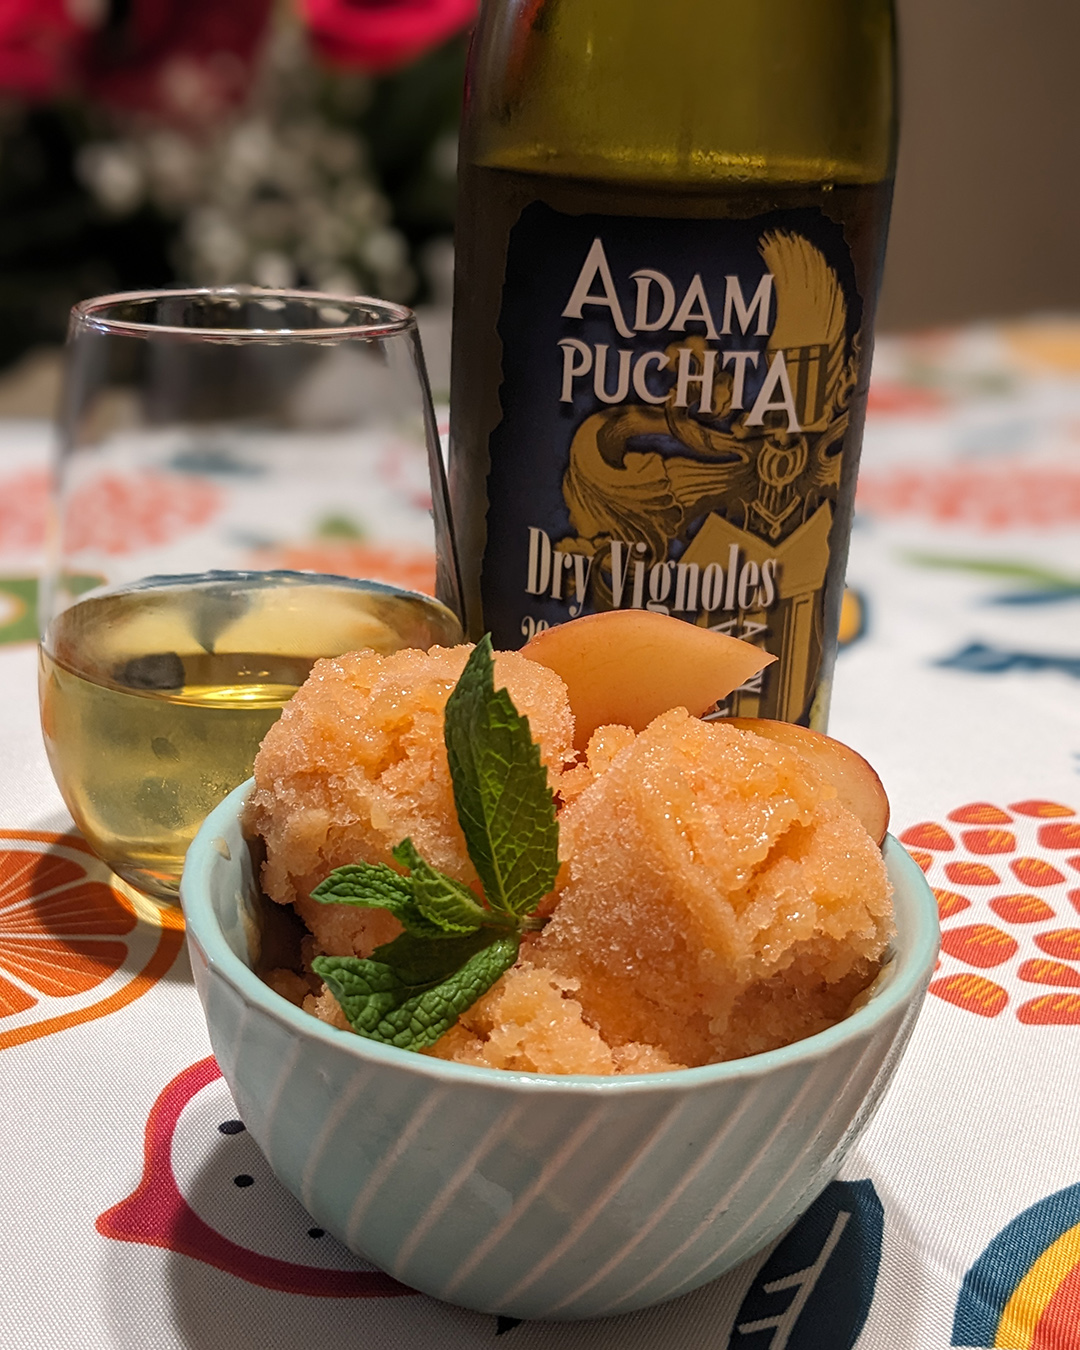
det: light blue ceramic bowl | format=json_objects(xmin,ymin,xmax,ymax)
[{"xmin": 181, "ymin": 780, "xmax": 938, "ymax": 1321}]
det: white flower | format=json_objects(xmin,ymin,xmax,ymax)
[
  {"xmin": 76, "ymin": 143, "xmax": 145, "ymax": 215},
  {"xmin": 184, "ymin": 207, "xmax": 248, "ymax": 283},
  {"xmin": 361, "ymin": 228, "xmax": 408, "ymax": 276},
  {"xmin": 82, "ymin": 14, "xmax": 415, "ymax": 301},
  {"xmin": 252, "ymin": 252, "xmax": 296, "ymax": 289}
]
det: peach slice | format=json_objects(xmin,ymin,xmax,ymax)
[
  {"xmin": 726, "ymin": 718, "xmax": 890, "ymax": 845},
  {"xmin": 522, "ymin": 610, "xmax": 775, "ymax": 751}
]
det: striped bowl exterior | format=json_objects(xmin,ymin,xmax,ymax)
[{"xmin": 182, "ymin": 781, "xmax": 938, "ymax": 1321}]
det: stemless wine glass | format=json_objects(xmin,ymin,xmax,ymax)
[{"xmin": 39, "ymin": 289, "xmax": 462, "ymax": 901}]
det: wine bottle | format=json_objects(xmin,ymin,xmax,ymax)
[{"xmin": 447, "ymin": 0, "xmax": 896, "ymax": 727}]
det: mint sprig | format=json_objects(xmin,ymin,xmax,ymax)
[
  {"xmin": 309, "ymin": 637, "xmax": 560, "ymax": 1051},
  {"xmin": 445, "ymin": 634, "xmax": 560, "ymax": 917},
  {"xmin": 391, "ymin": 838, "xmax": 507, "ymax": 934}
]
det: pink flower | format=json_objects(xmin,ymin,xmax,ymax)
[
  {"xmin": 301, "ymin": 0, "xmax": 477, "ymax": 73},
  {"xmin": 81, "ymin": 0, "xmax": 273, "ymax": 125},
  {"xmin": 0, "ymin": 0, "xmax": 93, "ymax": 99}
]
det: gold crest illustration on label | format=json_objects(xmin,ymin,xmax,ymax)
[{"xmin": 555, "ymin": 229, "xmax": 856, "ymax": 722}]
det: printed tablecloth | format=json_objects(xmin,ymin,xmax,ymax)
[{"xmin": 1, "ymin": 319, "xmax": 1079, "ymax": 1350}]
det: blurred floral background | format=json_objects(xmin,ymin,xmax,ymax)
[{"xmin": 0, "ymin": 0, "xmax": 475, "ymax": 376}]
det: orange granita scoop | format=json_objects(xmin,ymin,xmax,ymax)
[
  {"xmin": 452, "ymin": 710, "xmax": 893, "ymax": 1071},
  {"xmin": 247, "ymin": 642, "xmax": 574, "ymax": 957}
]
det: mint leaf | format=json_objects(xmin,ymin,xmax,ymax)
[
  {"xmin": 310, "ymin": 863, "xmax": 446, "ymax": 940},
  {"xmin": 311, "ymin": 862, "xmax": 413, "ymax": 910},
  {"xmin": 443, "ymin": 635, "xmax": 559, "ymax": 917},
  {"xmin": 392, "ymin": 838, "xmax": 501, "ymax": 934},
  {"xmin": 362, "ymin": 929, "xmax": 497, "ymax": 984},
  {"xmin": 312, "ymin": 931, "xmax": 520, "ymax": 1050}
]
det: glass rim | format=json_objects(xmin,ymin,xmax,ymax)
[
  {"xmin": 38, "ymin": 569, "xmax": 463, "ymax": 649},
  {"xmin": 70, "ymin": 286, "xmax": 417, "ymax": 342}
]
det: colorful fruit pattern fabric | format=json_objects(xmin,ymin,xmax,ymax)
[
  {"xmin": 0, "ymin": 832, "xmax": 185, "ymax": 1049},
  {"xmin": 954, "ymin": 1181, "xmax": 1080, "ymax": 1349},
  {"xmin": 899, "ymin": 801, "xmax": 1080, "ymax": 1026},
  {"xmin": 97, "ymin": 1057, "xmax": 413, "ymax": 1299}
]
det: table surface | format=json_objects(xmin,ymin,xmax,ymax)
[{"xmin": 1, "ymin": 319, "xmax": 1079, "ymax": 1350}]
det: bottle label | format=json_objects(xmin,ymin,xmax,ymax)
[{"xmin": 481, "ymin": 200, "xmax": 871, "ymax": 724}]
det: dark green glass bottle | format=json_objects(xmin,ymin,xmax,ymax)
[{"xmin": 447, "ymin": 0, "xmax": 897, "ymax": 726}]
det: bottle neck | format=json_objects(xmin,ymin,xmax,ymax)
[{"xmin": 463, "ymin": 0, "xmax": 897, "ymax": 188}]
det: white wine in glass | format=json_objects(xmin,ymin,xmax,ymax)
[
  {"xmin": 40, "ymin": 289, "xmax": 462, "ymax": 900},
  {"xmin": 40, "ymin": 572, "xmax": 460, "ymax": 901}
]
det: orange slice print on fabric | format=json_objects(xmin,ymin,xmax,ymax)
[
  {"xmin": 928, "ymin": 974, "xmax": 1008, "ymax": 1018},
  {"xmin": 1037, "ymin": 823, "xmax": 1080, "ymax": 851},
  {"xmin": 0, "ymin": 851, "xmax": 130, "ymax": 1014},
  {"xmin": 948, "ymin": 803, "xmax": 1013, "ymax": 825},
  {"xmin": 1010, "ymin": 801, "xmax": 1076, "ymax": 819},
  {"xmin": 961, "ymin": 829, "xmax": 1017, "ymax": 855},
  {"xmin": 914, "ymin": 797, "xmax": 1080, "ymax": 1028},
  {"xmin": 907, "ymin": 849, "xmax": 933, "ymax": 873},
  {"xmin": 990, "ymin": 894, "xmax": 1056, "ymax": 925},
  {"xmin": 855, "ymin": 464, "xmax": 1080, "ymax": 529},
  {"xmin": 1011, "ymin": 857, "xmax": 1066, "ymax": 888},
  {"xmin": 1016, "ymin": 994, "xmax": 1080, "ymax": 1026},
  {"xmin": 934, "ymin": 889, "xmax": 972, "ymax": 919},
  {"xmin": 928, "ymin": 891, "xmax": 972, "ymax": 923},
  {"xmin": 63, "ymin": 472, "xmax": 220, "ymax": 556},
  {"xmin": 899, "ymin": 823, "xmax": 955, "ymax": 851},
  {"xmin": 0, "ymin": 468, "xmax": 48, "ymax": 552},
  {"xmin": 1034, "ymin": 930, "xmax": 1080, "ymax": 962},
  {"xmin": 0, "ymin": 832, "xmax": 185, "ymax": 1051},
  {"xmin": 252, "ymin": 543, "xmax": 436, "ymax": 598},
  {"xmin": 944, "ymin": 861, "xmax": 1001, "ymax": 886},
  {"xmin": 864, "ymin": 382, "xmax": 946, "ymax": 415},
  {"xmin": 1017, "ymin": 960, "xmax": 1080, "ymax": 988},
  {"xmin": 940, "ymin": 924, "xmax": 1019, "ymax": 969}
]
